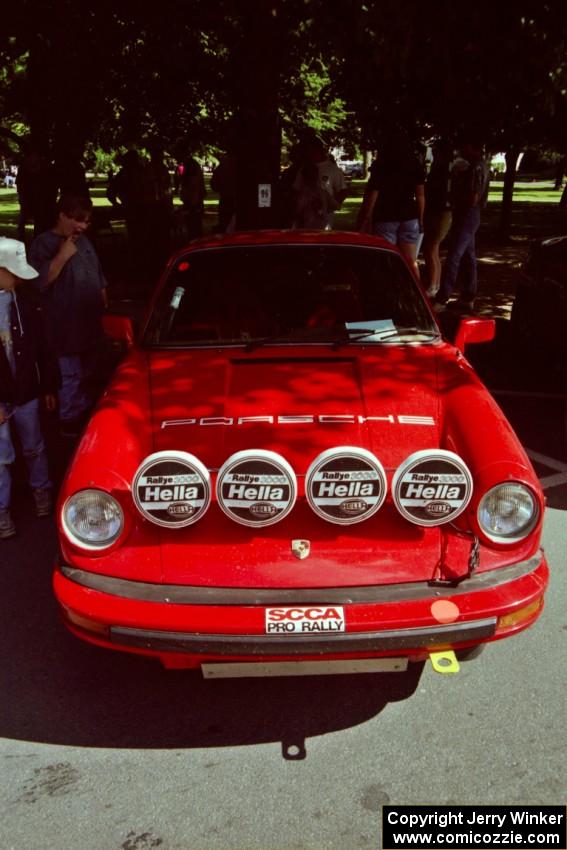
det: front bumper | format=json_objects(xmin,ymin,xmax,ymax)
[
  {"xmin": 111, "ymin": 618, "xmax": 498, "ymax": 656},
  {"xmin": 54, "ymin": 552, "xmax": 548, "ymax": 668}
]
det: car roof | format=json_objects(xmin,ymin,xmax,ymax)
[{"xmin": 169, "ymin": 230, "xmax": 402, "ymax": 259}]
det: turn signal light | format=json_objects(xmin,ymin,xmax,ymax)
[
  {"xmin": 496, "ymin": 598, "xmax": 543, "ymax": 632},
  {"xmin": 63, "ymin": 607, "xmax": 110, "ymax": 636}
]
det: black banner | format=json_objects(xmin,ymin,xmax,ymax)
[{"xmin": 383, "ymin": 806, "xmax": 566, "ymax": 850}]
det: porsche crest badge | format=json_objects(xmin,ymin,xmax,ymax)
[{"xmin": 292, "ymin": 539, "xmax": 310, "ymax": 560}]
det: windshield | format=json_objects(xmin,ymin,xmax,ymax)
[{"xmin": 143, "ymin": 245, "xmax": 438, "ymax": 348}]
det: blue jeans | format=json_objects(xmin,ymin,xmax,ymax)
[
  {"xmin": 58, "ymin": 350, "xmax": 99, "ymax": 422},
  {"xmin": 0, "ymin": 399, "xmax": 51, "ymax": 511},
  {"xmin": 439, "ymin": 206, "xmax": 481, "ymax": 299}
]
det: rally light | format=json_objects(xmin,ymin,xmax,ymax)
[
  {"xmin": 305, "ymin": 447, "xmax": 387, "ymax": 525},
  {"xmin": 132, "ymin": 450, "xmax": 211, "ymax": 528},
  {"xmin": 216, "ymin": 449, "xmax": 297, "ymax": 527},
  {"xmin": 477, "ymin": 482, "xmax": 539, "ymax": 543},
  {"xmin": 392, "ymin": 450, "xmax": 473, "ymax": 527},
  {"xmin": 62, "ymin": 489, "xmax": 124, "ymax": 550}
]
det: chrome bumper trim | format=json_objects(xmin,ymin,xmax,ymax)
[
  {"xmin": 110, "ymin": 618, "xmax": 497, "ymax": 656},
  {"xmin": 60, "ymin": 553, "xmax": 543, "ymax": 606}
]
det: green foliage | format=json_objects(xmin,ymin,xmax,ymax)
[
  {"xmin": 322, "ymin": 0, "xmax": 567, "ymax": 151},
  {"xmin": 83, "ymin": 145, "xmax": 120, "ymax": 176},
  {"xmin": 1, "ymin": 0, "xmax": 566, "ymax": 168},
  {"xmin": 283, "ymin": 59, "xmax": 349, "ymax": 144}
]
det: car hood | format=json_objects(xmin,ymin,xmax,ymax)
[
  {"xmin": 149, "ymin": 346, "xmax": 440, "ymax": 468},
  {"xmin": 145, "ymin": 345, "xmax": 445, "ymax": 587}
]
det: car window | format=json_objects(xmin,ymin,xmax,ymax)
[{"xmin": 143, "ymin": 245, "xmax": 437, "ymax": 347}]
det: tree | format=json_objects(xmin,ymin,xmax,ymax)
[
  {"xmin": 323, "ymin": 0, "xmax": 567, "ymax": 237},
  {"xmin": 2, "ymin": 0, "xmax": 566, "ymax": 236}
]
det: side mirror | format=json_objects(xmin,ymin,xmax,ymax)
[
  {"xmin": 102, "ymin": 313, "xmax": 135, "ymax": 348},
  {"xmin": 454, "ymin": 317, "xmax": 496, "ymax": 352}
]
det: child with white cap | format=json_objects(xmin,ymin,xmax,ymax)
[{"xmin": 0, "ymin": 237, "xmax": 59, "ymax": 538}]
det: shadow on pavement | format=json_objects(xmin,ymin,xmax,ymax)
[{"xmin": 0, "ymin": 510, "xmax": 424, "ymax": 756}]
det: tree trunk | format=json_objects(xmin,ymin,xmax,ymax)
[
  {"xmin": 233, "ymin": 6, "xmax": 282, "ymax": 230},
  {"xmin": 499, "ymin": 147, "xmax": 519, "ymax": 241}
]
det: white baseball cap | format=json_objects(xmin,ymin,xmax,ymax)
[{"xmin": 0, "ymin": 237, "xmax": 39, "ymax": 279}]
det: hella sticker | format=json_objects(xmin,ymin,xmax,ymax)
[
  {"xmin": 167, "ymin": 502, "xmax": 195, "ymax": 517},
  {"xmin": 216, "ymin": 449, "xmax": 297, "ymax": 527},
  {"xmin": 132, "ymin": 451, "xmax": 211, "ymax": 528},
  {"xmin": 392, "ymin": 449, "xmax": 473, "ymax": 527},
  {"xmin": 305, "ymin": 447, "xmax": 387, "ymax": 525},
  {"xmin": 265, "ymin": 606, "xmax": 345, "ymax": 634}
]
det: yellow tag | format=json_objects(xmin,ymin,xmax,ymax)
[{"xmin": 429, "ymin": 651, "xmax": 460, "ymax": 675}]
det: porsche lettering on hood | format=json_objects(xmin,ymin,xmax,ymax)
[
  {"xmin": 150, "ymin": 349, "xmax": 441, "ymax": 473},
  {"xmin": 161, "ymin": 414, "xmax": 436, "ymax": 428}
]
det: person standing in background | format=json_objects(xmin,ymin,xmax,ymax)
[
  {"xmin": 107, "ymin": 150, "xmax": 149, "ymax": 259},
  {"xmin": 145, "ymin": 145, "xmax": 174, "ymax": 270},
  {"xmin": 30, "ymin": 194, "xmax": 107, "ymax": 437},
  {"xmin": 292, "ymin": 137, "xmax": 348, "ymax": 230},
  {"xmin": 53, "ymin": 146, "xmax": 90, "ymax": 198},
  {"xmin": 422, "ymin": 139, "xmax": 453, "ymax": 297},
  {"xmin": 178, "ymin": 157, "xmax": 206, "ymax": 239},
  {"xmin": 211, "ymin": 152, "xmax": 237, "ymax": 233},
  {"xmin": 434, "ymin": 137, "xmax": 489, "ymax": 311},
  {"xmin": 356, "ymin": 132, "xmax": 425, "ymax": 273},
  {"xmin": 16, "ymin": 146, "xmax": 57, "ymax": 241}
]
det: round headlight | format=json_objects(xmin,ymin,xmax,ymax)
[
  {"xmin": 477, "ymin": 482, "xmax": 539, "ymax": 543},
  {"xmin": 63, "ymin": 489, "xmax": 124, "ymax": 550}
]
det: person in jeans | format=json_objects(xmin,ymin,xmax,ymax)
[
  {"xmin": 422, "ymin": 139, "xmax": 453, "ymax": 297},
  {"xmin": 30, "ymin": 193, "xmax": 108, "ymax": 436},
  {"xmin": 434, "ymin": 138, "xmax": 489, "ymax": 311},
  {"xmin": 0, "ymin": 238, "xmax": 59, "ymax": 538},
  {"xmin": 357, "ymin": 132, "xmax": 425, "ymax": 274}
]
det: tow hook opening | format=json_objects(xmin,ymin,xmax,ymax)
[{"xmin": 429, "ymin": 650, "xmax": 460, "ymax": 675}]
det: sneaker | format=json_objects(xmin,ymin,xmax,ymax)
[
  {"xmin": 33, "ymin": 487, "xmax": 53, "ymax": 517},
  {"xmin": 0, "ymin": 509, "xmax": 16, "ymax": 539}
]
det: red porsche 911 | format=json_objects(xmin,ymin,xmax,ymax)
[{"xmin": 53, "ymin": 231, "xmax": 548, "ymax": 678}]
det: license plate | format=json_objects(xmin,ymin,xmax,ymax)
[{"xmin": 201, "ymin": 658, "xmax": 408, "ymax": 678}]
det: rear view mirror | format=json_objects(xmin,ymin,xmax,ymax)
[
  {"xmin": 454, "ymin": 317, "xmax": 495, "ymax": 352},
  {"xmin": 102, "ymin": 313, "xmax": 135, "ymax": 348}
]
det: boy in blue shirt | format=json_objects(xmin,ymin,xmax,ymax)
[{"xmin": 30, "ymin": 193, "xmax": 107, "ymax": 437}]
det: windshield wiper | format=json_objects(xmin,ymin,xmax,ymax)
[
  {"xmin": 244, "ymin": 327, "xmax": 341, "ymax": 351},
  {"xmin": 334, "ymin": 326, "xmax": 439, "ymax": 347},
  {"xmin": 239, "ymin": 326, "xmax": 439, "ymax": 352},
  {"xmin": 243, "ymin": 334, "xmax": 297, "ymax": 351}
]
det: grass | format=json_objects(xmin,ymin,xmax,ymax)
[
  {"xmin": 2, "ymin": 175, "xmax": 565, "ymax": 238},
  {"xmin": 321, "ymin": 178, "xmax": 567, "ymax": 232}
]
